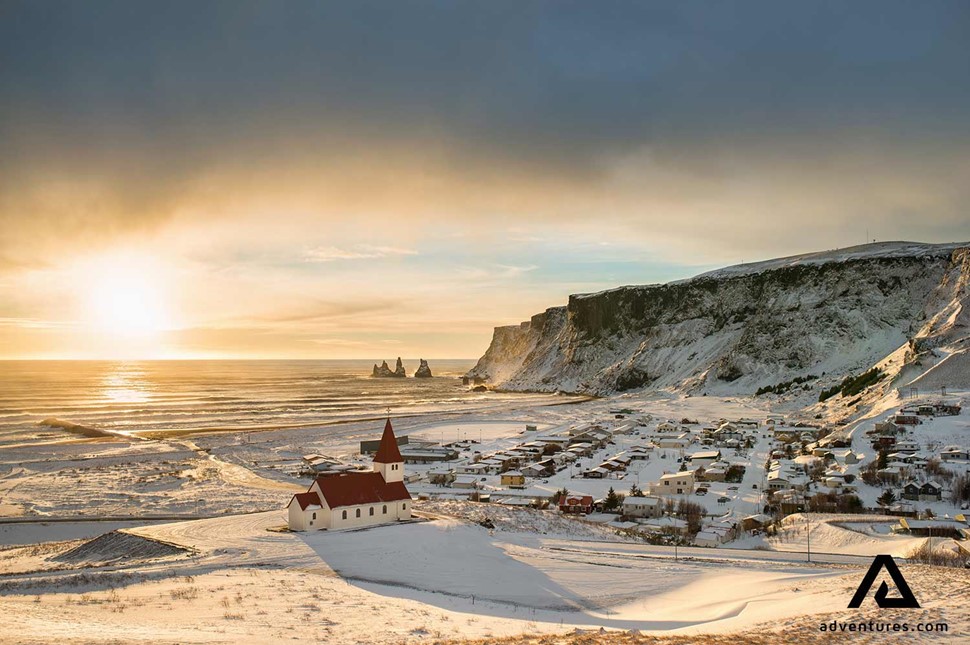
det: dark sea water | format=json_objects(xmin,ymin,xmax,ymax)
[{"xmin": 0, "ymin": 359, "xmax": 528, "ymax": 442}]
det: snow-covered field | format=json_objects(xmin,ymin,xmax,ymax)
[
  {"xmin": 0, "ymin": 508, "xmax": 965, "ymax": 643},
  {"xmin": 1, "ymin": 390, "xmax": 968, "ymax": 642}
]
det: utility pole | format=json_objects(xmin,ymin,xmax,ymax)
[{"xmin": 805, "ymin": 519, "xmax": 812, "ymax": 562}]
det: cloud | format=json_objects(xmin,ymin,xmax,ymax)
[
  {"xmin": 303, "ymin": 245, "xmax": 419, "ymax": 263},
  {"xmin": 307, "ymin": 338, "xmax": 402, "ymax": 347},
  {"xmin": 458, "ymin": 264, "xmax": 539, "ymax": 281}
]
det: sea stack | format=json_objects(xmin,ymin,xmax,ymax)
[
  {"xmin": 414, "ymin": 359, "xmax": 433, "ymax": 378},
  {"xmin": 372, "ymin": 358, "xmax": 407, "ymax": 378}
]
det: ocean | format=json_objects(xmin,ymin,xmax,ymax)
[{"xmin": 0, "ymin": 359, "xmax": 529, "ymax": 443}]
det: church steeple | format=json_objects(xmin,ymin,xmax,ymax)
[{"xmin": 373, "ymin": 418, "xmax": 404, "ymax": 483}]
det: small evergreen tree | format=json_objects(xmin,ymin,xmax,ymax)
[
  {"xmin": 629, "ymin": 484, "xmax": 643, "ymax": 497},
  {"xmin": 604, "ymin": 487, "xmax": 620, "ymax": 511},
  {"xmin": 877, "ymin": 489, "xmax": 896, "ymax": 506}
]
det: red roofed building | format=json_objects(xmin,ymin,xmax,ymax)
[
  {"xmin": 559, "ymin": 495, "xmax": 594, "ymax": 515},
  {"xmin": 287, "ymin": 418, "xmax": 412, "ymax": 531}
]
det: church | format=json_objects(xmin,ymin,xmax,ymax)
[{"xmin": 287, "ymin": 418, "xmax": 412, "ymax": 531}]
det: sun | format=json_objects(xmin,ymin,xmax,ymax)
[{"xmin": 80, "ymin": 253, "xmax": 173, "ymax": 338}]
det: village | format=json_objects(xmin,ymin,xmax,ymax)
[{"xmin": 288, "ymin": 395, "xmax": 970, "ymax": 552}]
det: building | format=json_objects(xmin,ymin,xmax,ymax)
[
  {"xmin": 559, "ymin": 495, "xmax": 594, "ymax": 514},
  {"xmin": 687, "ymin": 450, "xmax": 721, "ymax": 469},
  {"xmin": 427, "ymin": 468, "xmax": 456, "ymax": 486},
  {"xmin": 399, "ymin": 445, "xmax": 459, "ymax": 464},
  {"xmin": 650, "ymin": 471, "xmax": 694, "ymax": 496},
  {"xmin": 500, "ymin": 471, "xmax": 526, "ymax": 489},
  {"xmin": 940, "ymin": 448, "xmax": 969, "ymax": 462},
  {"xmin": 621, "ymin": 496, "xmax": 662, "ymax": 519},
  {"xmin": 288, "ymin": 419, "xmax": 412, "ymax": 531},
  {"xmin": 359, "ymin": 433, "xmax": 408, "ymax": 455}
]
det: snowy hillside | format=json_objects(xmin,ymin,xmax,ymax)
[{"xmin": 468, "ymin": 242, "xmax": 970, "ymax": 396}]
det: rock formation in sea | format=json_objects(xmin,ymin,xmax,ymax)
[
  {"xmin": 414, "ymin": 359, "xmax": 433, "ymax": 378},
  {"xmin": 372, "ymin": 357, "xmax": 407, "ymax": 378}
]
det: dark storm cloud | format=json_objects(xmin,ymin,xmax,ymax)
[{"xmin": 1, "ymin": 0, "xmax": 969, "ymax": 258}]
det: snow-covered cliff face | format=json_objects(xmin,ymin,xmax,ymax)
[{"xmin": 467, "ymin": 242, "xmax": 970, "ymax": 395}]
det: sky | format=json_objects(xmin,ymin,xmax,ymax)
[{"xmin": 1, "ymin": 1, "xmax": 969, "ymax": 359}]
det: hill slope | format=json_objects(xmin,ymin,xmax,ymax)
[{"xmin": 467, "ymin": 242, "xmax": 970, "ymax": 396}]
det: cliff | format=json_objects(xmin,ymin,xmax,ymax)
[{"xmin": 467, "ymin": 242, "xmax": 970, "ymax": 396}]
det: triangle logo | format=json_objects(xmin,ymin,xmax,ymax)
[{"xmin": 848, "ymin": 555, "xmax": 920, "ymax": 609}]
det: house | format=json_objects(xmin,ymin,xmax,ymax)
[
  {"xmin": 559, "ymin": 494, "xmax": 594, "ymax": 514},
  {"xmin": 657, "ymin": 435, "xmax": 691, "ymax": 449},
  {"xmin": 639, "ymin": 516, "xmax": 688, "ymax": 535},
  {"xmin": 427, "ymin": 468, "xmax": 456, "ymax": 486},
  {"xmin": 457, "ymin": 462, "xmax": 489, "ymax": 475},
  {"xmin": 919, "ymin": 481, "xmax": 943, "ymax": 502},
  {"xmin": 701, "ymin": 466, "xmax": 727, "ymax": 482},
  {"xmin": 582, "ymin": 466, "xmax": 609, "ymax": 478},
  {"xmin": 741, "ymin": 514, "xmax": 771, "ymax": 532},
  {"xmin": 521, "ymin": 460, "xmax": 555, "ymax": 478},
  {"xmin": 452, "ymin": 474, "xmax": 480, "ymax": 489},
  {"xmin": 894, "ymin": 414, "xmax": 920, "ymax": 426},
  {"xmin": 894, "ymin": 439, "xmax": 920, "ymax": 453},
  {"xmin": 621, "ymin": 496, "xmax": 662, "ymax": 519},
  {"xmin": 940, "ymin": 448, "xmax": 969, "ymax": 462},
  {"xmin": 288, "ymin": 419, "xmax": 411, "ymax": 531},
  {"xmin": 687, "ymin": 450, "xmax": 721, "ymax": 469},
  {"xmin": 694, "ymin": 527, "xmax": 732, "ymax": 547},
  {"xmin": 650, "ymin": 471, "xmax": 694, "ymax": 496},
  {"xmin": 500, "ymin": 471, "xmax": 526, "ymax": 489}
]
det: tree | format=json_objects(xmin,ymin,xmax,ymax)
[
  {"xmin": 663, "ymin": 497, "xmax": 676, "ymax": 515},
  {"xmin": 877, "ymin": 489, "xmax": 896, "ymax": 506},
  {"xmin": 553, "ymin": 487, "xmax": 569, "ymax": 505},
  {"xmin": 676, "ymin": 499, "xmax": 705, "ymax": 535},
  {"xmin": 629, "ymin": 483, "xmax": 643, "ymax": 498},
  {"xmin": 877, "ymin": 450, "xmax": 888, "ymax": 470},
  {"xmin": 604, "ymin": 487, "xmax": 620, "ymax": 511}
]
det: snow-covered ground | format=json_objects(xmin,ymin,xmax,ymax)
[
  {"xmin": 1, "ymin": 389, "xmax": 968, "ymax": 642},
  {"xmin": 0, "ymin": 507, "xmax": 965, "ymax": 643}
]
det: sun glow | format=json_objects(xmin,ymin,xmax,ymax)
[{"xmin": 79, "ymin": 252, "xmax": 174, "ymax": 338}]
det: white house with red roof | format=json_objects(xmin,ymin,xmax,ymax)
[{"xmin": 287, "ymin": 419, "xmax": 412, "ymax": 531}]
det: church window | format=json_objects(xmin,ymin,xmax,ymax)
[{"xmin": 356, "ymin": 508, "xmax": 361, "ymax": 518}]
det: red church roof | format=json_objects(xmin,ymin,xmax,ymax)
[
  {"xmin": 373, "ymin": 418, "xmax": 403, "ymax": 464},
  {"xmin": 290, "ymin": 491, "xmax": 322, "ymax": 510},
  {"xmin": 314, "ymin": 472, "xmax": 411, "ymax": 509}
]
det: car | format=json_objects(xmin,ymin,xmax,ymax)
[
  {"xmin": 727, "ymin": 486, "xmax": 739, "ymax": 490},
  {"xmin": 695, "ymin": 489, "xmax": 707, "ymax": 495}
]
